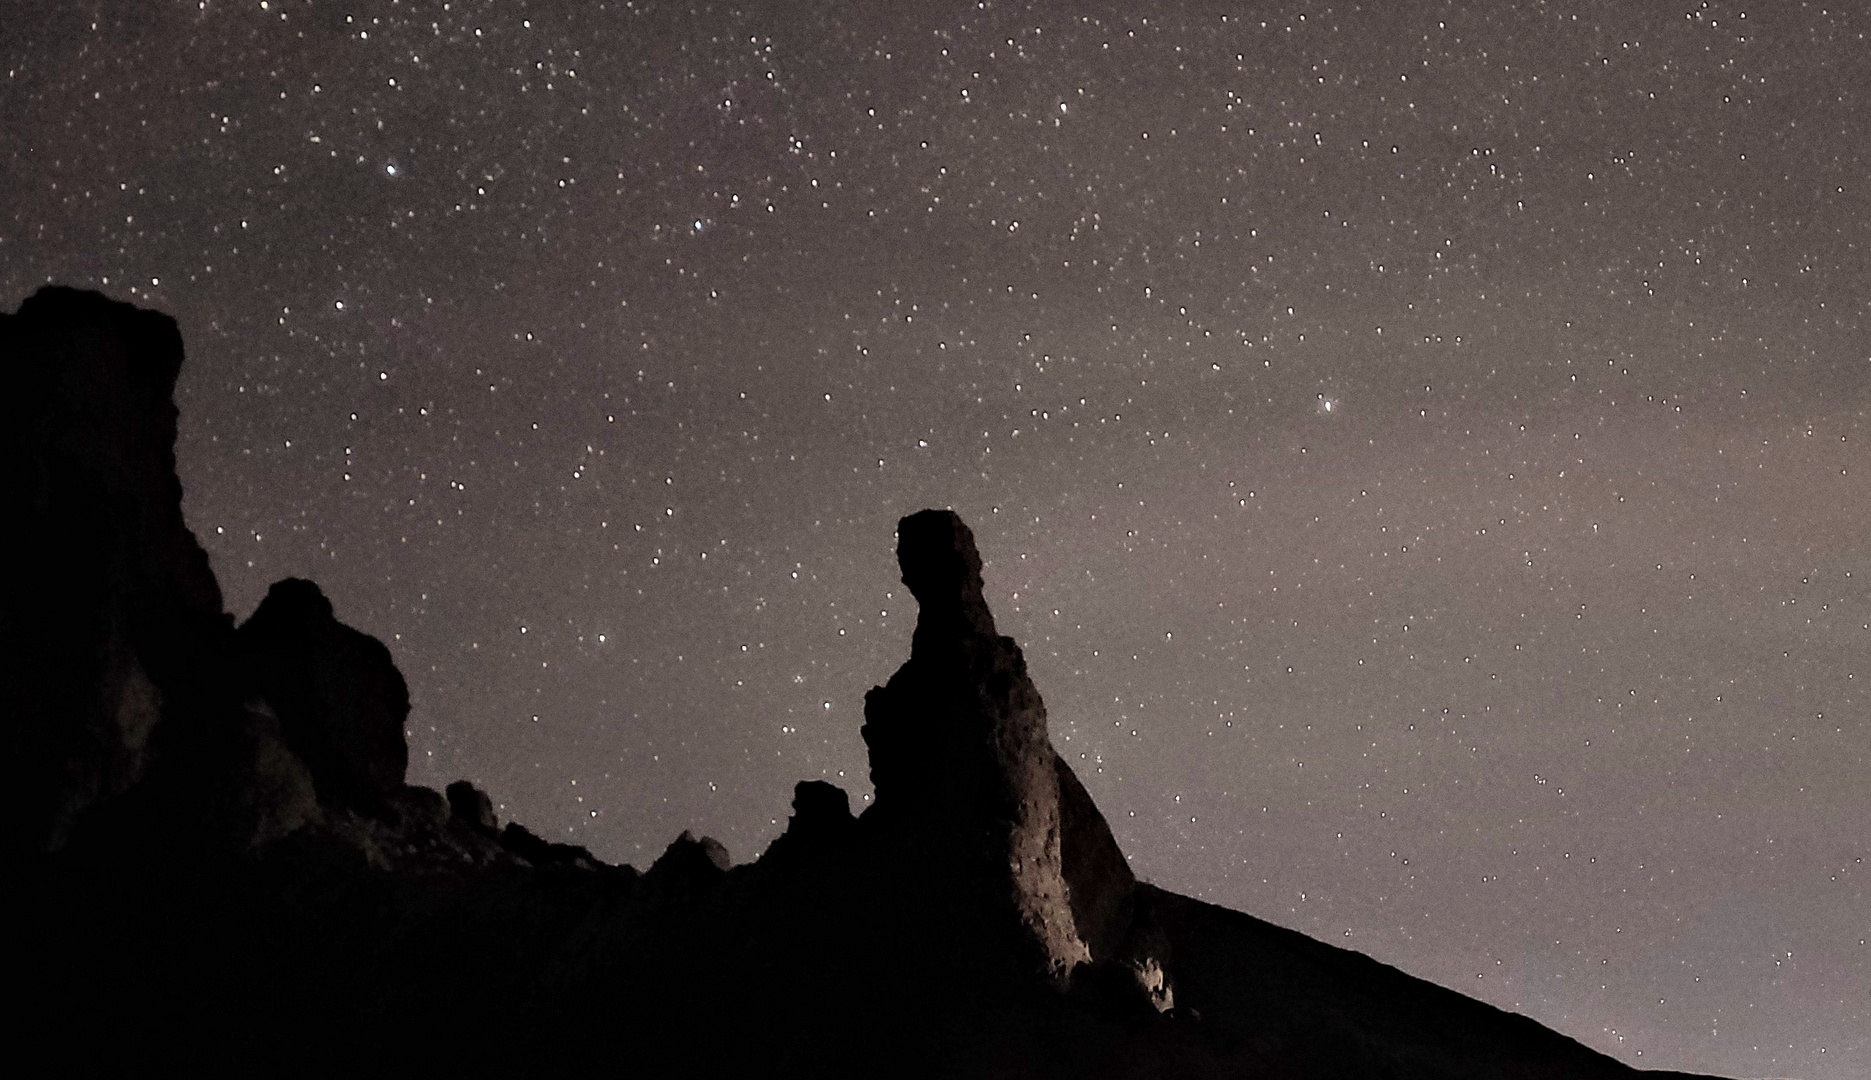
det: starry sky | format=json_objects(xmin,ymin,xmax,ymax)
[{"xmin": 5, "ymin": 1, "xmax": 1867, "ymax": 1074}]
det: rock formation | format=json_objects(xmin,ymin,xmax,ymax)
[
  {"xmin": 758, "ymin": 779, "xmax": 857, "ymax": 867},
  {"xmin": 861, "ymin": 508, "xmax": 1089, "ymax": 979},
  {"xmin": 2, "ymin": 286, "xmax": 230, "ymax": 855},
  {"xmin": 1054, "ymin": 750, "xmax": 1140, "ymax": 966},
  {"xmin": 1, "ymin": 288, "xmax": 488, "ymax": 865},
  {"xmin": 646, "ymin": 830, "xmax": 733, "ymax": 893},
  {"xmin": 8, "ymin": 287, "xmax": 1724, "ymax": 1078},
  {"xmin": 240, "ymin": 578, "xmax": 410, "ymax": 810},
  {"xmin": 446, "ymin": 778, "xmax": 499, "ymax": 835}
]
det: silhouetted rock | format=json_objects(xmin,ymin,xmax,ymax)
[
  {"xmin": 760, "ymin": 780, "xmax": 856, "ymax": 869},
  {"xmin": 2, "ymin": 286, "xmax": 231, "ymax": 854},
  {"xmin": 239, "ymin": 578, "xmax": 409, "ymax": 809},
  {"xmin": 790, "ymin": 777, "xmax": 852, "ymax": 828},
  {"xmin": 446, "ymin": 780, "xmax": 499, "ymax": 835},
  {"xmin": 862, "ymin": 509, "xmax": 1089, "ymax": 979},
  {"xmin": 646, "ymin": 829, "xmax": 731, "ymax": 892},
  {"xmin": 3, "ymin": 288, "xmax": 472, "ymax": 864},
  {"xmin": 10, "ymin": 289, "xmax": 1731, "ymax": 1078},
  {"xmin": 500, "ymin": 821, "xmax": 601, "ymax": 870}
]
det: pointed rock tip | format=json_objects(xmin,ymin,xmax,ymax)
[{"xmin": 649, "ymin": 831, "xmax": 732, "ymax": 882}]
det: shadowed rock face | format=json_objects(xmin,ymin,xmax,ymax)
[
  {"xmin": 862, "ymin": 509, "xmax": 1089, "ymax": 979},
  {"xmin": 239, "ymin": 577, "xmax": 410, "ymax": 809},
  {"xmin": 2, "ymin": 287, "xmax": 232, "ymax": 854},
  {"xmin": 1055, "ymin": 752, "xmax": 1137, "ymax": 964},
  {"xmin": 2, "ymin": 288, "xmax": 467, "ymax": 861},
  {"xmin": 447, "ymin": 779, "xmax": 498, "ymax": 835},
  {"xmin": 759, "ymin": 779, "xmax": 857, "ymax": 868}
]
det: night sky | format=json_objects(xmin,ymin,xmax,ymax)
[{"xmin": 5, "ymin": 1, "xmax": 1867, "ymax": 1074}]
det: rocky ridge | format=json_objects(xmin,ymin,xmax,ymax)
[{"xmin": 7, "ymin": 287, "xmax": 1721, "ymax": 1078}]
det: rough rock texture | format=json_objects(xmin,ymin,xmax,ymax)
[
  {"xmin": 862, "ymin": 508, "xmax": 1090, "ymax": 979},
  {"xmin": 11, "ymin": 288, "xmax": 1726, "ymax": 1078},
  {"xmin": 1054, "ymin": 751, "xmax": 1138, "ymax": 965}
]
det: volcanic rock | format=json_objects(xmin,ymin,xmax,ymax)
[
  {"xmin": 1054, "ymin": 750, "xmax": 1139, "ymax": 965},
  {"xmin": 861, "ymin": 508, "xmax": 1090, "ymax": 979}
]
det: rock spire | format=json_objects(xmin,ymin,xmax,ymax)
[{"xmin": 862, "ymin": 509, "xmax": 1090, "ymax": 978}]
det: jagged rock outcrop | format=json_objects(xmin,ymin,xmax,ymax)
[
  {"xmin": 2, "ymin": 286, "xmax": 232, "ymax": 854},
  {"xmin": 646, "ymin": 830, "xmax": 732, "ymax": 893},
  {"xmin": 759, "ymin": 779, "xmax": 857, "ymax": 867},
  {"xmin": 499, "ymin": 821, "xmax": 604, "ymax": 870},
  {"xmin": 10, "ymin": 288, "xmax": 1726, "ymax": 1079},
  {"xmin": 1, "ymin": 288, "xmax": 487, "ymax": 866},
  {"xmin": 239, "ymin": 577, "xmax": 410, "ymax": 810},
  {"xmin": 446, "ymin": 779, "xmax": 499, "ymax": 835},
  {"xmin": 861, "ymin": 509, "xmax": 1090, "ymax": 979}
]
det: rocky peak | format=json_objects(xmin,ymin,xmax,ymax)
[
  {"xmin": 239, "ymin": 577, "xmax": 410, "ymax": 811},
  {"xmin": 862, "ymin": 509, "xmax": 1090, "ymax": 979},
  {"xmin": 897, "ymin": 507, "xmax": 1001, "ymax": 648},
  {"xmin": 646, "ymin": 830, "xmax": 732, "ymax": 893},
  {"xmin": 3, "ymin": 287, "xmax": 231, "ymax": 854}
]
